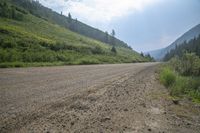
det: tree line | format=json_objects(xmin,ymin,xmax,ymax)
[
  {"xmin": 140, "ymin": 52, "xmax": 155, "ymax": 61},
  {"xmin": 0, "ymin": 0, "xmax": 27, "ymax": 21}
]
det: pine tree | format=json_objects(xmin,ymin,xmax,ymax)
[
  {"xmin": 110, "ymin": 29, "xmax": 117, "ymax": 53},
  {"xmin": 111, "ymin": 29, "xmax": 116, "ymax": 46},
  {"xmin": 111, "ymin": 46, "xmax": 117, "ymax": 53},
  {"xmin": 105, "ymin": 31, "xmax": 109, "ymax": 43},
  {"xmin": 68, "ymin": 12, "xmax": 72, "ymax": 23}
]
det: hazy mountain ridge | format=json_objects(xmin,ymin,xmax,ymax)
[{"xmin": 149, "ymin": 23, "xmax": 200, "ymax": 60}]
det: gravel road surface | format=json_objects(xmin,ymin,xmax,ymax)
[{"xmin": 0, "ymin": 63, "xmax": 200, "ymax": 133}]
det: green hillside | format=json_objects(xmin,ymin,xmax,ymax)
[
  {"xmin": 0, "ymin": 0, "xmax": 149, "ymax": 68},
  {"xmin": 9, "ymin": 0, "xmax": 131, "ymax": 48}
]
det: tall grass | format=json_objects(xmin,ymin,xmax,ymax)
[
  {"xmin": 159, "ymin": 53, "xmax": 200, "ymax": 103},
  {"xmin": 159, "ymin": 67, "xmax": 176, "ymax": 87}
]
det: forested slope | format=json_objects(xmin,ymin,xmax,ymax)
[
  {"xmin": 164, "ymin": 34, "xmax": 200, "ymax": 61},
  {"xmin": 149, "ymin": 24, "xmax": 200, "ymax": 60}
]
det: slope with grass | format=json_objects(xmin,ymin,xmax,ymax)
[
  {"xmin": 159, "ymin": 53, "xmax": 200, "ymax": 103},
  {"xmin": 0, "ymin": 1, "xmax": 149, "ymax": 68},
  {"xmin": 9, "ymin": 0, "xmax": 131, "ymax": 48}
]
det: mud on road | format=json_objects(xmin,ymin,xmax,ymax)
[{"xmin": 0, "ymin": 63, "xmax": 200, "ymax": 133}]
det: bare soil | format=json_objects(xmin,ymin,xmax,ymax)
[{"xmin": 0, "ymin": 63, "xmax": 200, "ymax": 133}]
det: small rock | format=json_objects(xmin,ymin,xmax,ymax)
[
  {"xmin": 148, "ymin": 128, "xmax": 152, "ymax": 131},
  {"xmin": 71, "ymin": 122, "xmax": 74, "ymax": 126},
  {"xmin": 140, "ymin": 103, "xmax": 146, "ymax": 107},
  {"xmin": 172, "ymin": 99, "xmax": 179, "ymax": 105},
  {"xmin": 101, "ymin": 117, "xmax": 111, "ymax": 122},
  {"xmin": 124, "ymin": 108, "xmax": 128, "ymax": 111},
  {"xmin": 187, "ymin": 97, "xmax": 192, "ymax": 101}
]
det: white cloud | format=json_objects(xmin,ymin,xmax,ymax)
[{"xmin": 39, "ymin": 0, "xmax": 160, "ymax": 23}]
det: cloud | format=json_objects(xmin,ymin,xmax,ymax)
[{"xmin": 39, "ymin": 0, "xmax": 160, "ymax": 23}]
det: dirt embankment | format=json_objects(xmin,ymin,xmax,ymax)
[{"xmin": 0, "ymin": 63, "xmax": 200, "ymax": 133}]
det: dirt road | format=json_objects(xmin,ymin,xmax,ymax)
[{"xmin": 0, "ymin": 63, "xmax": 200, "ymax": 133}]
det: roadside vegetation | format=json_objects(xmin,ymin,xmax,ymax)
[{"xmin": 159, "ymin": 52, "xmax": 200, "ymax": 103}]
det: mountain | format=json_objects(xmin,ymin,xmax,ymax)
[
  {"xmin": 149, "ymin": 23, "xmax": 200, "ymax": 60},
  {"xmin": 0, "ymin": 0, "xmax": 149, "ymax": 67},
  {"xmin": 163, "ymin": 34, "xmax": 200, "ymax": 61}
]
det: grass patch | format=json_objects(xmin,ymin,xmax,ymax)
[
  {"xmin": 159, "ymin": 67, "xmax": 176, "ymax": 87},
  {"xmin": 159, "ymin": 65, "xmax": 200, "ymax": 103}
]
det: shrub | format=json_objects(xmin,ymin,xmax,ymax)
[
  {"xmin": 170, "ymin": 76, "xmax": 200, "ymax": 102},
  {"xmin": 111, "ymin": 46, "xmax": 117, "ymax": 53},
  {"xmin": 161, "ymin": 53, "xmax": 200, "ymax": 102},
  {"xmin": 76, "ymin": 58, "xmax": 100, "ymax": 65},
  {"xmin": 91, "ymin": 46, "xmax": 104, "ymax": 54},
  {"xmin": 180, "ymin": 53, "xmax": 200, "ymax": 76},
  {"xmin": 160, "ymin": 67, "xmax": 176, "ymax": 87},
  {"xmin": 170, "ymin": 76, "xmax": 188, "ymax": 96},
  {"xmin": 170, "ymin": 53, "xmax": 200, "ymax": 76}
]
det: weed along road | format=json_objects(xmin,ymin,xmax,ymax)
[{"xmin": 1, "ymin": 63, "xmax": 200, "ymax": 133}]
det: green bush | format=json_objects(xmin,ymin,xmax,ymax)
[
  {"xmin": 170, "ymin": 76, "xmax": 188, "ymax": 96},
  {"xmin": 189, "ymin": 90, "xmax": 200, "ymax": 103},
  {"xmin": 169, "ymin": 53, "xmax": 200, "ymax": 76},
  {"xmin": 76, "ymin": 58, "xmax": 100, "ymax": 65},
  {"xmin": 160, "ymin": 67, "xmax": 176, "ymax": 87},
  {"xmin": 170, "ymin": 76, "xmax": 200, "ymax": 102},
  {"xmin": 181, "ymin": 53, "xmax": 200, "ymax": 76},
  {"xmin": 91, "ymin": 46, "xmax": 104, "ymax": 54},
  {"xmin": 160, "ymin": 53, "xmax": 200, "ymax": 102},
  {"xmin": 111, "ymin": 46, "xmax": 117, "ymax": 53}
]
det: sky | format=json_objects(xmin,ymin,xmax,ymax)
[{"xmin": 39, "ymin": 0, "xmax": 200, "ymax": 52}]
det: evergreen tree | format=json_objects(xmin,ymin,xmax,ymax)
[
  {"xmin": 111, "ymin": 29, "xmax": 116, "ymax": 46},
  {"xmin": 111, "ymin": 29, "xmax": 115, "ymax": 37},
  {"xmin": 105, "ymin": 31, "xmax": 109, "ymax": 43},
  {"xmin": 68, "ymin": 12, "xmax": 72, "ymax": 23},
  {"xmin": 68, "ymin": 12, "xmax": 74, "ymax": 30},
  {"xmin": 140, "ymin": 52, "xmax": 144, "ymax": 57},
  {"xmin": 111, "ymin": 46, "xmax": 117, "ymax": 53},
  {"xmin": 110, "ymin": 29, "xmax": 117, "ymax": 53}
]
